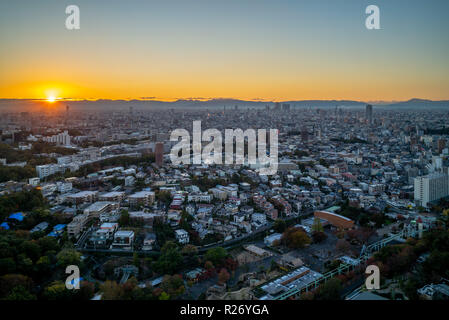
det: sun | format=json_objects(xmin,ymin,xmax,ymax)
[{"xmin": 47, "ymin": 96, "xmax": 56, "ymax": 103}]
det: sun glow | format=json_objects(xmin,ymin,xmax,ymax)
[{"xmin": 47, "ymin": 96, "xmax": 56, "ymax": 103}]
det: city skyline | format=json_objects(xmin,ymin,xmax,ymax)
[{"xmin": 1, "ymin": 0, "xmax": 449, "ymax": 102}]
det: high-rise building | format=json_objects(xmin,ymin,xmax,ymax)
[
  {"xmin": 301, "ymin": 127, "xmax": 309, "ymax": 143},
  {"xmin": 155, "ymin": 142, "xmax": 164, "ymax": 166},
  {"xmin": 438, "ymin": 139, "xmax": 446, "ymax": 154},
  {"xmin": 414, "ymin": 173, "xmax": 449, "ymax": 207},
  {"xmin": 282, "ymin": 104, "xmax": 291, "ymax": 111},
  {"xmin": 366, "ymin": 104, "xmax": 373, "ymax": 125}
]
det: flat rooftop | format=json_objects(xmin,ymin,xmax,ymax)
[{"xmin": 260, "ymin": 266, "xmax": 323, "ymax": 299}]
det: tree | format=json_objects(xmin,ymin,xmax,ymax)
[
  {"xmin": 205, "ymin": 247, "xmax": 228, "ymax": 266},
  {"xmin": 156, "ymin": 191, "xmax": 172, "ymax": 206},
  {"xmin": 336, "ymin": 239, "xmax": 351, "ymax": 253},
  {"xmin": 0, "ymin": 258, "xmax": 16, "ymax": 274},
  {"xmin": 204, "ymin": 261, "xmax": 214, "ymax": 270},
  {"xmin": 36, "ymin": 255, "xmax": 52, "ymax": 274},
  {"xmin": 153, "ymin": 242, "xmax": 183, "ymax": 274},
  {"xmin": 300, "ymin": 291, "xmax": 315, "ymax": 300},
  {"xmin": 273, "ymin": 219, "xmax": 287, "ymax": 233},
  {"xmin": 56, "ymin": 249, "xmax": 81, "ymax": 267},
  {"xmin": 101, "ymin": 280, "xmax": 124, "ymax": 300},
  {"xmin": 161, "ymin": 274, "xmax": 185, "ymax": 297},
  {"xmin": 75, "ymin": 281, "xmax": 95, "ymax": 300},
  {"xmin": 37, "ymin": 236, "xmax": 59, "ymax": 252},
  {"xmin": 181, "ymin": 244, "xmax": 198, "ymax": 256},
  {"xmin": 42, "ymin": 281, "xmax": 72, "ymax": 300},
  {"xmin": 133, "ymin": 252, "xmax": 140, "ymax": 268},
  {"xmin": 318, "ymin": 278, "xmax": 342, "ymax": 300},
  {"xmin": 20, "ymin": 241, "xmax": 41, "ymax": 262},
  {"xmin": 0, "ymin": 274, "xmax": 34, "ymax": 298},
  {"xmin": 312, "ymin": 217, "xmax": 324, "ymax": 233},
  {"xmin": 118, "ymin": 210, "xmax": 130, "ymax": 227},
  {"xmin": 218, "ymin": 268, "xmax": 230, "ymax": 285},
  {"xmin": 312, "ymin": 231, "xmax": 327, "ymax": 243},
  {"xmin": 281, "ymin": 227, "xmax": 311, "ymax": 249},
  {"xmin": 4, "ymin": 285, "xmax": 36, "ymax": 300},
  {"xmin": 159, "ymin": 291, "xmax": 170, "ymax": 300}
]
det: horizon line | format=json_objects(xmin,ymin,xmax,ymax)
[{"xmin": 0, "ymin": 97, "xmax": 448, "ymax": 104}]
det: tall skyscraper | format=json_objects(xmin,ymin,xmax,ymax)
[
  {"xmin": 366, "ymin": 104, "xmax": 373, "ymax": 125},
  {"xmin": 155, "ymin": 142, "xmax": 164, "ymax": 166}
]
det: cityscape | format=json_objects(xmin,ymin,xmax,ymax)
[
  {"xmin": 1, "ymin": 102, "xmax": 449, "ymax": 302},
  {"xmin": 1, "ymin": 0, "xmax": 449, "ymax": 313}
]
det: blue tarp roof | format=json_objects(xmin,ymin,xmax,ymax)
[
  {"xmin": 0, "ymin": 222, "xmax": 10, "ymax": 230},
  {"xmin": 47, "ymin": 231, "xmax": 57, "ymax": 237},
  {"xmin": 9, "ymin": 212, "xmax": 24, "ymax": 221},
  {"xmin": 53, "ymin": 224, "xmax": 66, "ymax": 231}
]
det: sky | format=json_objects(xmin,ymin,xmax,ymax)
[{"xmin": 1, "ymin": 0, "xmax": 449, "ymax": 102}]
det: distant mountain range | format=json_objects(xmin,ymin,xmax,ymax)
[
  {"xmin": 381, "ymin": 98, "xmax": 449, "ymax": 108},
  {"xmin": 0, "ymin": 98, "xmax": 448, "ymax": 111}
]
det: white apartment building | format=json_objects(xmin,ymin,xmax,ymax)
[
  {"xmin": 57, "ymin": 181, "xmax": 73, "ymax": 193},
  {"xmin": 414, "ymin": 173, "xmax": 449, "ymax": 207},
  {"xmin": 128, "ymin": 191, "xmax": 155, "ymax": 207},
  {"xmin": 42, "ymin": 130, "xmax": 71, "ymax": 146},
  {"xmin": 83, "ymin": 201, "xmax": 119, "ymax": 219},
  {"xmin": 66, "ymin": 191, "xmax": 98, "ymax": 204},
  {"xmin": 175, "ymin": 229, "xmax": 190, "ymax": 244},
  {"xmin": 67, "ymin": 214, "xmax": 89, "ymax": 239},
  {"xmin": 99, "ymin": 191, "xmax": 126, "ymax": 202},
  {"xmin": 36, "ymin": 164, "xmax": 65, "ymax": 178}
]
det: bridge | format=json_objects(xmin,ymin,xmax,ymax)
[
  {"xmin": 115, "ymin": 265, "xmax": 138, "ymax": 284},
  {"xmin": 273, "ymin": 222, "xmax": 426, "ymax": 300}
]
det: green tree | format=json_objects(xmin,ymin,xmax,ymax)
[
  {"xmin": 312, "ymin": 217, "xmax": 324, "ymax": 233},
  {"xmin": 159, "ymin": 291, "xmax": 170, "ymax": 300},
  {"xmin": 0, "ymin": 274, "xmax": 34, "ymax": 298},
  {"xmin": 161, "ymin": 274, "xmax": 185, "ymax": 297},
  {"xmin": 4, "ymin": 285, "xmax": 36, "ymax": 300},
  {"xmin": 318, "ymin": 278, "xmax": 342, "ymax": 300},
  {"xmin": 273, "ymin": 219, "xmax": 287, "ymax": 233},
  {"xmin": 153, "ymin": 242, "xmax": 183, "ymax": 274},
  {"xmin": 0, "ymin": 258, "xmax": 16, "ymax": 274},
  {"xmin": 56, "ymin": 249, "xmax": 81, "ymax": 267},
  {"xmin": 118, "ymin": 210, "xmax": 130, "ymax": 227},
  {"xmin": 281, "ymin": 227, "xmax": 312, "ymax": 249},
  {"xmin": 205, "ymin": 247, "xmax": 228, "ymax": 266},
  {"xmin": 42, "ymin": 281, "xmax": 72, "ymax": 300}
]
